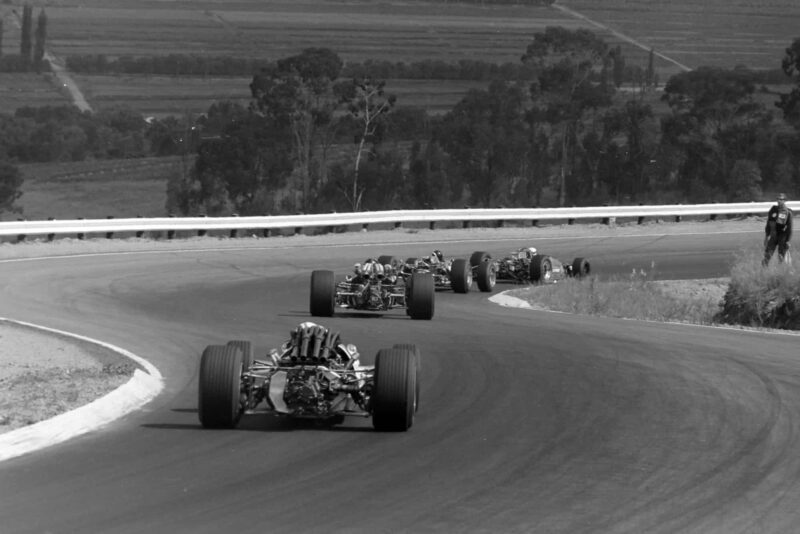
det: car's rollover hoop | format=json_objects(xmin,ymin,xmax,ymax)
[{"xmin": 198, "ymin": 326, "xmax": 419, "ymax": 432}]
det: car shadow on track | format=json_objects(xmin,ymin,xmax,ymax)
[
  {"xmin": 280, "ymin": 310, "xmax": 410, "ymax": 319},
  {"xmin": 140, "ymin": 411, "xmax": 375, "ymax": 433}
]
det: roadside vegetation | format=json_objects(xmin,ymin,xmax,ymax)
[{"xmin": 516, "ymin": 244, "xmax": 799, "ymax": 331}]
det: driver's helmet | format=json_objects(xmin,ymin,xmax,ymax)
[
  {"xmin": 516, "ymin": 247, "xmax": 537, "ymax": 260},
  {"xmin": 430, "ymin": 249, "xmax": 444, "ymax": 263}
]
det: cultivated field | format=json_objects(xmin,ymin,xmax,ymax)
[
  {"xmin": 9, "ymin": 157, "xmax": 178, "ymax": 221},
  {"xmin": 2, "ymin": 0, "xmax": 799, "ymax": 117}
]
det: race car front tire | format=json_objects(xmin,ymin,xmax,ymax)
[
  {"xmin": 310, "ymin": 270, "xmax": 335, "ymax": 317},
  {"xmin": 372, "ymin": 348, "xmax": 417, "ymax": 431},
  {"xmin": 450, "ymin": 258, "xmax": 472, "ymax": 293},
  {"xmin": 198, "ymin": 344, "xmax": 244, "ymax": 429},
  {"xmin": 469, "ymin": 251, "xmax": 491, "ymax": 267},
  {"xmin": 407, "ymin": 272, "xmax": 435, "ymax": 320},
  {"xmin": 571, "ymin": 257, "xmax": 591, "ymax": 277},
  {"xmin": 226, "ymin": 340, "xmax": 253, "ymax": 373},
  {"xmin": 529, "ymin": 254, "xmax": 553, "ymax": 283},
  {"xmin": 392, "ymin": 343, "xmax": 421, "ymax": 411},
  {"xmin": 475, "ymin": 260, "xmax": 496, "ymax": 292}
]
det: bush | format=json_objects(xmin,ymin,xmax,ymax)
[{"xmin": 716, "ymin": 244, "xmax": 800, "ymax": 329}]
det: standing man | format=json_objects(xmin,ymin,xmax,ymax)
[{"xmin": 763, "ymin": 193, "xmax": 793, "ymax": 265}]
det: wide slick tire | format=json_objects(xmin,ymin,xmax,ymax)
[
  {"xmin": 393, "ymin": 343, "xmax": 422, "ymax": 411},
  {"xmin": 198, "ymin": 344, "xmax": 244, "ymax": 429},
  {"xmin": 469, "ymin": 251, "xmax": 491, "ymax": 267},
  {"xmin": 529, "ymin": 254, "xmax": 553, "ymax": 283},
  {"xmin": 450, "ymin": 258, "xmax": 472, "ymax": 293},
  {"xmin": 407, "ymin": 272, "xmax": 435, "ymax": 320},
  {"xmin": 226, "ymin": 340, "xmax": 253, "ymax": 372},
  {"xmin": 571, "ymin": 257, "xmax": 591, "ymax": 277},
  {"xmin": 475, "ymin": 260, "xmax": 496, "ymax": 292},
  {"xmin": 372, "ymin": 348, "xmax": 417, "ymax": 431},
  {"xmin": 310, "ymin": 270, "xmax": 335, "ymax": 317}
]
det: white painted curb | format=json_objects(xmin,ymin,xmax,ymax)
[{"xmin": 0, "ymin": 319, "xmax": 163, "ymax": 462}]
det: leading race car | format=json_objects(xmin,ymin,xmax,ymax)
[
  {"xmin": 394, "ymin": 250, "xmax": 495, "ymax": 293},
  {"xmin": 471, "ymin": 247, "xmax": 590, "ymax": 285},
  {"xmin": 198, "ymin": 322, "xmax": 419, "ymax": 431},
  {"xmin": 310, "ymin": 258, "xmax": 435, "ymax": 319}
]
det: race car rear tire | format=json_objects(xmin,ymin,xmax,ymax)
[
  {"xmin": 372, "ymin": 348, "xmax": 417, "ymax": 431},
  {"xmin": 529, "ymin": 254, "xmax": 553, "ymax": 283},
  {"xmin": 408, "ymin": 272, "xmax": 435, "ymax": 320},
  {"xmin": 310, "ymin": 270, "xmax": 335, "ymax": 317},
  {"xmin": 450, "ymin": 258, "xmax": 472, "ymax": 293},
  {"xmin": 226, "ymin": 340, "xmax": 253, "ymax": 373},
  {"xmin": 469, "ymin": 251, "xmax": 491, "ymax": 267},
  {"xmin": 198, "ymin": 344, "xmax": 243, "ymax": 429},
  {"xmin": 393, "ymin": 343, "xmax": 421, "ymax": 411},
  {"xmin": 475, "ymin": 260, "xmax": 496, "ymax": 292},
  {"xmin": 571, "ymin": 257, "xmax": 591, "ymax": 277}
]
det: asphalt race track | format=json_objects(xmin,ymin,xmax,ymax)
[{"xmin": 2, "ymin": 227, "xmax": 800, "ymax": 534}]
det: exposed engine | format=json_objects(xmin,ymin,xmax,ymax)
[{"xmin": 283, "ymin": 367, "xmax": 336, "ymax": 416}]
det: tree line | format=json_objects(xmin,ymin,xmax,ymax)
[
  {"xmin": 0, "ymin": 4, "xmax": 49, "ymax": 73},
  {"xmin": 2, "ymin": 26, "xmax": 800, "ymax": 217},
  {"xmin": 168, "ymin": 29, "xmax": 800, "ymax": 216},
  {"xmin": 61, "ymin": 51, "xmax": 791, "ymax": 86}
]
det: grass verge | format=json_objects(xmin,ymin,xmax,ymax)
[{"xmin": 510, "ymin": 243, "xmax": 799, "ymax": 330}]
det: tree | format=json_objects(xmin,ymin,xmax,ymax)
[
  {"xmin": 250, "ymin": 48, "xmax": 343, "ymax": 212},
  {"xmin": 728, "ymin": 159, "xmax": 762, "ymax": 201},
  {"xmin": 602, "ymin": 99, "xmax": 659, "ymax": 201},
  {"xmin": 335, "ymin": 77, "xmax": 396, "ymax": 210},
  {"xmin": 777, "ymin": 37, "xmax": 800, "ymax": 126},
  {"xmin": 20, "ymin": 4, "xmax": 32, "ymax": 63},
  {"xmin": 645, "ymin": 48, "xmax": 655, "ymax": 88},
  {"xmin": 661, "ymin": 67, "xmax": 771, "ymax": 200},
  {"xmin": 439, "ymin": 80, "xmax": 529, "ymax": 207},
  {"xmin": 522, "ymin": 27, "xmax": 615, "ymax": 206},
  {"xmin": 167, "ymin": 104, "xmax": 293, "ymax": 216},
  {"xmin": 0, "ymin": 160, "xmax": 23, "ymax": 215},
  {"xmin": 33, "ymin": 9, "xmax": 47, "ymax": 65}
]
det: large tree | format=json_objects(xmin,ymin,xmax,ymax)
[
  {"xmin": 522, "ymin": 26, "xmax": 614, "ymax": 206},
  {"xmin": 34, "ymin": 8, "xmax": 47, "ymax": 64},
  {"xmin": 335, "ymin": 77, "xmax": 396, "ymax": 210},
  {"xmin": 20, "ymin": 4, "xmax": 32, "ymax": 63},
  {"xmin": 776, "ymin": 37, "xmax": 800, "ymax": 127},
  {"xmin": 661, "ymin": 66, "xmax": 771, "ymax": 200},
  {"xmin": 168, "ymin": 103, "xmax": 293, "ymax": 216},
  {"xmin": 439, "ymin": 80, "xmax": 529, "ymax": 207},
  {"xmin": 0, "ymin": 160, "xmax": 23, "ymax": 215},
  {"xmin": 250, "ymin": 48, "xmax": 343, "ymax": 212}
]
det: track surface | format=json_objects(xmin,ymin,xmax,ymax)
[{"xmin": 2, "ymin": 229, "xmax": 800, "ymax": 533}]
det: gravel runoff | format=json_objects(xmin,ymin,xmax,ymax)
[{"xmin": 0, "ymin": 218, "xmax": 766, "ymax": 460}]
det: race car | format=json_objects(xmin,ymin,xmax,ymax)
[
  {"xmin": 310, "ymin": 258, "xmax": 434, "ymax": 320},
  {"xmin": 394, "ymin": 250, "xmax": 495, "ymax": 293},
  {"xmin": 198, "ymin": 322, "xmax": 418, "ymax": 431},
  {"xmin": 471, "ymin": 247, "xmax": 590, "ymax": 285}
]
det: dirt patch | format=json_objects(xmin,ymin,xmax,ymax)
[{"xmin": 0, "ymin": 321, "xmax": 137, "ymax": 434}]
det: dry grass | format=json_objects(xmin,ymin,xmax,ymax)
[
  {"xmin": 515, "ymin": 273, "xmax": 728, "ymax": 325},
  {"xmin": 512, "ymin": 241, "xmax": 799, "ymax": 330}
]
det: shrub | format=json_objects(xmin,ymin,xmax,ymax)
[{"xmin": 716, "ymin": 244, "xmax": 800, "ymax": 329}]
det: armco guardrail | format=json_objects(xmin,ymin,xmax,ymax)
[{"xmin": 0, "ymin": 201, "xmax": 794, "ymax": 241}]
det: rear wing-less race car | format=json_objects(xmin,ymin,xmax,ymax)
[
  {"xmin": 471, "ymin": 247, "xmax": 590, "ymax": 285},
  {"xmin": 198, "ymin": 323, "xmax": 420, "ymax": 432}
]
